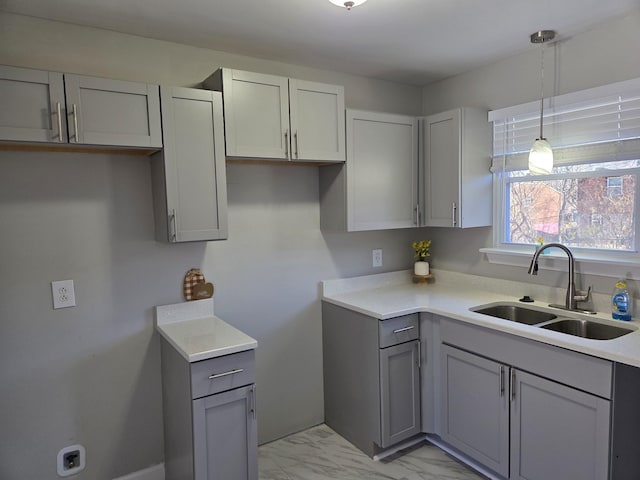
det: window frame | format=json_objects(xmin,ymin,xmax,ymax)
[{"xmin": 483, "ymin": 77, "xmax": 640, "ymax": 277}]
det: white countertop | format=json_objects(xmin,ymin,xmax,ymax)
[
  {"xmin": 155, "ymin": 298, "xmax": 257, "ymax": 362},
  {"xmin": 322, "ymin": 270, "xmax": 640, "ymax": 368}
]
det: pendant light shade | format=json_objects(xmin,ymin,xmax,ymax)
[
  {"xmin": 528, "ymin": 30, "xmax": 556, "ymax": 175},
  {"xmin": 328, "ymin": 0, "xmax": 367, "ymax": 10},
  {"xmin": 529, "ymin": 138, "xmax": 554, "ymax": 174}
]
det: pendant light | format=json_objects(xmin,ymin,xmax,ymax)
[
  {"xmin": 528, "ymin": 30, "xmax": 556, "ymax": 175},
  {"xmin": 328, "ymin": 0, "xmax": 367, "ymax": 10}
]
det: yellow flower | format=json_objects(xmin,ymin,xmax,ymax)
[{"xmin": 413, "ymin": 240, "xmax": 431, "ymax": 260}]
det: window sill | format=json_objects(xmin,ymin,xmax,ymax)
[{"xmin": 479, "ymin": 247, "xmax": 640, "ymax": 278}]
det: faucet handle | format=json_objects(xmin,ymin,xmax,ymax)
[{"xmin": 574, "ymin": 285, "xmax": 592, "ymax": 303}]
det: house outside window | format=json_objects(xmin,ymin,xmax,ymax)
[
  {"xmin": 490, "ymin": 78, "xmax": 640, "ymax": 256},
  {"xmin": 606, "ymin": 176, "xmax": 623, "ymax": 197}
]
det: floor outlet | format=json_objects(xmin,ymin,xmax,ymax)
[
  {"xmin": 51, "ymin": 280, "xmax": 76, "ymax": 309},
  {"xmin": 57, "ymin": 444, "xmax": 85, "ymax": 477},
  {"xmin": 372, "ymin": 249, "xmax": 383, "ymax": 267}
]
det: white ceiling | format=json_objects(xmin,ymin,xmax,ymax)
[{"xmin": 2, "ymin": 0, "xmax": 639, "ymax": 85}]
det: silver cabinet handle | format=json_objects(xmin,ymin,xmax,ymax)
[
  {"xmin": 294, "ymin": 130, "xmax": 299, "ymax": 159},
  {"xmin": 452, "ymin": 202, "xmax": 457, "ymax": 227},
  {"xmin": 249, "ymin": 385, "xmax": 256, "ymax": 419},
  {"xmin": 415, "ymin": 204, "xmax": 420, "ymax": 226},
  {"xmin": 284, "ymin": 130, "xmax": 289, "ymax": 159},
  {"xmin": 208, "ymin": 368, "xmax": 244, "ymax": 380},
  {"xmin": 71, "ymin": 103, "xmax": 79, "ymax": 143},
  {"xmin": 169, "ymin": 209, "xmax": 177, "ymax": 242},
  {"xmin": 55, "ymin": 102, "xmax": 63, "ymax": 142},
  {"xmin": 500, "ymin": 365, "xmax": 505, "ymax": 397},
  {"xmin": 511, "ymin": 369, "xmax": 516, "ymax": 401},
  {"xmin": 417, "ymin": 340, "xmax": 421, "ymax": 369},
  {"xmin": 393, "ymin": 326, "xmax": 415, "ymax": 334}
]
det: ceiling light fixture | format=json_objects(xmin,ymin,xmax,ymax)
[
  {"xmin": 528, "ymin": 30, "xmax": 556, "ymax": 175},
  {"xmin": 329, "ymin": 0, "xmax": 367, "ymax": 10}
]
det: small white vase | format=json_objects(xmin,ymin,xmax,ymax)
[{"xmin": 414, "ymin": 261, "xmax": 429, "ymax": 276}]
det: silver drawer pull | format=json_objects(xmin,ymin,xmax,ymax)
[
  {"xmin": 393, "ymin": 326, "xmax": 415, "ymax": 334},
  {"xmin": 208, "ymin": 368, "xmax": 244, "ymax": 380}
]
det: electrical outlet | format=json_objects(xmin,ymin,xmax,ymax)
[
  {"xmin": 372, "ymin": 249, "xmax": 383, "ymax": 267},
  {"xmin": 51, "ymin": 280, "xmax": 76, "ymax": 309},
  {"xmin": 57, "ymin": 444, "xmax": 85, "ymax": 477}
]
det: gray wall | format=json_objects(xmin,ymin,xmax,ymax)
[
  {"xmin": 0, "ymin": 13, "xmax": 424, "ymax": 480},
  {"xmin": 421, "ymin": 9, "xmax": 640, "ymax": 295}
]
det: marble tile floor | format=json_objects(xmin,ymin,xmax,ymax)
[{"xmin": 258, "ymin": 424, "xmax": 487, "ymax": 480}]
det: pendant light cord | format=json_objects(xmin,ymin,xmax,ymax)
[{"xmin": 539, "ymin": 42, "xmax": 545, "ymax": 140}]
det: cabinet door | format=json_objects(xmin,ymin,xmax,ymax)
[
  {"xmin": 440, "ymin": 345, "xmax": 509, "ymax": 477},
  {"xmin": 379, "ymin": 340, "xmax": 421, "ymax": 448},
  {"xmin": 423, "ymin": 109, "xmax": 460, "ymax": 227},
  {"xmin": 193, "ymin": 385, "xmax": 258, "ymax": 480},
  {"xmin": 0, "ymin": 65, "xmax": 67, "ymax": 143},
  {"xmin": 221, "ymin": 69, "xmax": 289, "ymax": 160},
  {"xmin": 156, "ymin": 87, "xmax": 228, "ymax": 242},
  {"xmin": 64, "ymin": 74, "xmax": 162, "ymax": 147},
  {"xmin": 346, "ymin": 110, "xmax": 418, "ymax": 231},
  {"xmin": 510, "ymin": 369, "xmax": 610, "ymax": 480},
  {"xmin": 289, "ymin": 79, "xmax": 345, "ymax": 162}
]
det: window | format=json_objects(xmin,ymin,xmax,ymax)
[
  {"xmin": 490, "ymin": 78, "xmax": 640, "ymax": 255},
  {"xmin": 607, "ymin": 176, "xmax": 623, "ymax": 197}
]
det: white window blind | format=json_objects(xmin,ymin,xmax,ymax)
[{"xmin": 489, "ymin": 77, "xmax": 640, "ymax": 172}]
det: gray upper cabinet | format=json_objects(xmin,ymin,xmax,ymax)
[
  {"xmin": 421, "ymin": 107, "xmax": 491, "ymax": 228},
  {"xmin": 151, "ymin": 87, "xmax": 228, "ymax": 242},
  {"xmin": 0, "ymin": 65, "xmax": 162, "ymax": 148},
  {"xmin": 0, "ymin": 65, "xmax": 67, "ymax": 143},
  {"xmin": 204, "ymin": 68, "xmax": 345, "ymax": 162},
  {"xmin": 64, "ymin": 74, "xmax": 162, "ymax": 148},
  {"xmin": 320, "ymin": 110, "xmax": 418, "ymax": 231}
]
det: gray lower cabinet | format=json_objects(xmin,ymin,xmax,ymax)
[
  {"xmin": 441, "ymin": 345, "xmax": 509, "ymax": 477},
  {"xmin": 151, "ymin": 86, "xmax": 228, "ymax": 242},
  {"xmin": 440, "ymin": 329, "xmax": 611, "ymax": 480},
  {"xmin": 510, "ymin": 369, "xmax": 610, "ymax": 480},
  {"xmin": 192, "ymin": 385, "xmax": 258, "ymax": 480},
  {"xmin": 380, "ymin": 340, "xmax": 421, "ymax": 448},
  {"xmin": 160, "ymin": 338, "xmax": 257, "ymax": 480},
  {"xmin": 322, "ymin": 302, "xmax": 421, "ymax": 457},
  {"xmin": 0, "ymin": 64, "xmax": 162, "ymax": 148}
]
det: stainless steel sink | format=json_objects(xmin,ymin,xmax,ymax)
[
  {"xmin": 472, "ymin": 304, "xmax": 558, "ymax": 325},
  {"xmin": 540, "ymin": 318, "xmax": 634, "ymax": 340}
]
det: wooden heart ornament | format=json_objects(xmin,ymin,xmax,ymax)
[{"xmin": 192, "ymin": 282, "xmax": 214, "ymax": 300}]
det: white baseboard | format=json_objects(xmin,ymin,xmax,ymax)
[{"xmin": 112, "ymin": 463, "xmax": 164, "ymax": 480}]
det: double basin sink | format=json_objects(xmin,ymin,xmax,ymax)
[{"xmin": 471, "ymin": 303, "xmax": 635, "ymax": 340}]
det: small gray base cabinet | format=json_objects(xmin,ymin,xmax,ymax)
[
  {"xmin": 0, "ymin": 64, "xmax": 162, "ymax": 148},
  {"xmin": 322, "ymin": 302, "xmax": 421, "ymax": 457},
  {"xmin": 160, "ymin": 338, "xmax": 257, "ymax": 480},
  {"xmin": 438, "ymin": 317, "xmax": 611, "ymax": 480}
]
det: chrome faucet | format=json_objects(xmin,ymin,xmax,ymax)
[{"xmin": 528, "ymin": 243, "xmax": 594, "ymax": 313}]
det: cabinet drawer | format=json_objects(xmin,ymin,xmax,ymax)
[
  {"xmin": 379, "ymin": 314, "xmax": 419, "ymax": 348},
  {"xmin": 191, "ymin": 349, "xmax": 255, "ymax": 399}
]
